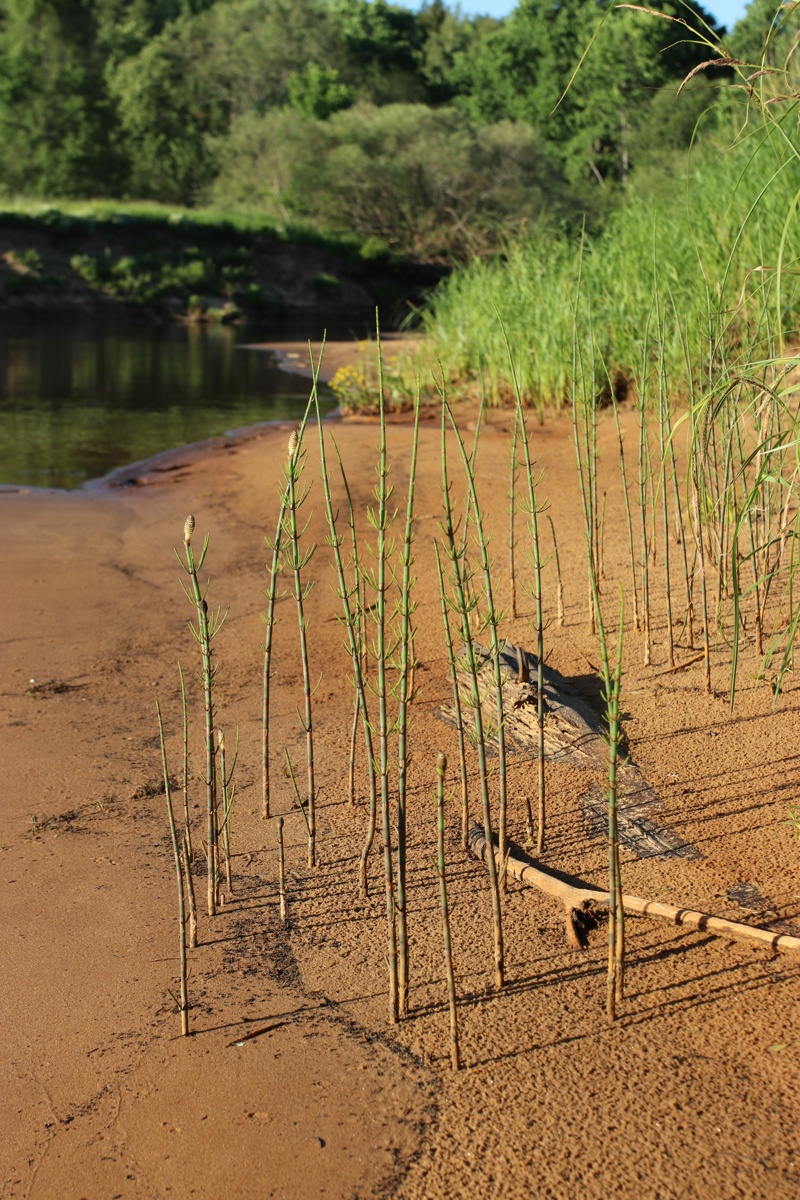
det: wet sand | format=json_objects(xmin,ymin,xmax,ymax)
[{"xmin": 2, "ymin": 379, "xmax": 800, "ymax": 1199}]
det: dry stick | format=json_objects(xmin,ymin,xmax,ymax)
[
  {"xmin": 277, "ymin": 816, "xmax": 287, "ymax": 923},
  {"xmin": 178, "ymin": 661, "xmax": 192, "ymax": 861},
  {"xmin": 180, "ymin": 516, "xmax": 222, "ymax": 918},
  {"xmin": 439, "ymin": 397, "xmax": 504, "ymax": 990},
  {"xmin": 284, "ymin": 426, "xmax": 317, "ymax": 868},
  {"xmin": 395, "ymin": 395, "xmax": 421, "ymax": 1021},
  {"xmin": 610, "ymin": 394, "xmax": 640, "ymax": 632},
  {"xmin": 436, "ymin": 752, "xmax": 461, "ymax": 1071},
  {"xmin": 434, "ymin": 541, "xmax": 470, "ymax": 850},
  {"xmin": 469, "ymin": 826, "xmax": 800, "ymax": 956},
  {"xmin": 156, "ymin": 701, "xmax": 189, "ymax": 1037},
  {"xmin": 508, "ymin": 409, "xmax": 519, "ymax": 619},
  {"xmin": 325, "ymin": 432, "xmax": 377, "ymax": 898},
  {"xmin": 448, "ymin": 402, "xmax": 510, "ymax": 885},
  {"xmin": 182, "ymin": 831, "xmax": 198, "ymax": 949},
  {"xmin": 547, "ymin": 516, "xmax": 565, "ymax": 627}
]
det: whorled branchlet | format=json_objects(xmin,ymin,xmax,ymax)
[
  {"xmin": 184, "ymin": 514, "xmax": 195, "ymax": 545},
  {"xmin": 287, "ymin": 429, "xmax": 299, "ymax": 458}
]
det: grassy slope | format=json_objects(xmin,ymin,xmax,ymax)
[{"xmin": 0, "ymin": 200, "xmax": 447, "ymax": 328}]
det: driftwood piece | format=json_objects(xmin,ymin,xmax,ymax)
[
  {"xmin": 438, "ymin": 642, "xmax": 697, "ymax": 861},
  {"xmin": 468, "ymin": 825, "xmax": 800, "ymax": 956}
]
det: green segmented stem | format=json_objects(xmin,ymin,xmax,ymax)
[{"xmin": 436, "ymin": 752, "xmax": 460, "ymax": 1071}]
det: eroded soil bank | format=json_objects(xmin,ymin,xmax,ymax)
[{"xmin": 2, "ymin": 399, "xmax": 799, "ymax": 1200}]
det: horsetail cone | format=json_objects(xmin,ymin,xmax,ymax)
[
  {"xmin": 184, "ymin": 514, "xmax": 195, "ymax": 545},
  {"xmin": 288, "ymin": 429, "xmax": 299, "ymax": 457}
]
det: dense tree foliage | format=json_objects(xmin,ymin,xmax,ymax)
[{"xmin": 0, "ymin": 0, "xmax": 788, "ymax": 255}]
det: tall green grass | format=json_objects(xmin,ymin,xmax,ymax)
[{"xmin": 420, "ymin": 110, "xmax": 800, "ymax": 410}]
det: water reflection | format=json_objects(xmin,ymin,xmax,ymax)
[{"xmin": 0, "ymin": 320, "xmax": 332, "ymax": 489}]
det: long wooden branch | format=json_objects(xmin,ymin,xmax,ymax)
[{"xmin": 468, "ymin": 825, "xmax": 800, "ymax": 956}]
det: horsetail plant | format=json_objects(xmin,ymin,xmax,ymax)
[
  {"xmin": 508, "ymin": 409, "xmax": 519, "ymax": 619},
  {"xmin": 447, "ymin": 400, "xmax": 510, "ymax": 879},
  {"xmin": 178, "ymin": 661, "xmax": 192, "ymax": 860},
  {"xmin": 282, "ymin": 421, "xmax": 317, "ymax": 866},
  {"xmin": 156, "ymin": 700, "xmax": 189, "ymax": 1036},
  {"xmin": 610, "ymin": 394, "xmax": 640, "ymax": 632},
  {"xmin": 217, "ymin": 728, "xmax": 239, "ymax": 896},
  {"xmin": 434, "ymin": 540, "xmax": 470, "ymax": 850},
  {"xmin": 500, "ymin": 328, "xmax": 547, "ymax": 856},
  {"xmin": 513, "ymin": 397, "xmax": 547, "ymax": 856},
  {"xmin": 262, "ymin": 399, "xmax": 316, "ymax": 819},
  {"xmin": 591, "ymin": 583, "xmax": 625, "ymax": 1021},
  {"xmin": 285, "ymin": 747, "xmax": 314, "ymax": 868},
  {"xmin": 178, "ymin": 514, "xmax": 226, "ymax": 918},
  {"xmin": 316, "ymin": 413, "xmax": 377, "ymax": 900},
  {"xmin": 393, "ymin": 393, "xmax": 422, "ymax": 1020},
  {"xmin": 262, "ymin": 473, "xmax": 289, "ymax": 821},
  {"xmin": 547, "ymin": 516, "xmax": 565, "ymax": 627},
  {"xmin": 182, "ymin": 830, "xmax": 198, "ymax": 949},
  {"xmin": 364, "ymin": 326, "xmax": 400, "ymax": 1024},
  {"xmin": 438, "ymin": 393, "xmax": 504, "ymax": 990},
  {"xmin": 435, "ymin": 752, "xmax": 461, "ymax": 1071},
  {"xmin": 657, "ymin": 343, "xmax": 675, "ymax": 667}
]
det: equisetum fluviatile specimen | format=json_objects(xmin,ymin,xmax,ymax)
[
  {"xmin": 283, "ymin": 420, "xmax": 317, "ymax": 866},
  {"xmin": 156, "ymin": 700, "xmax": 189, "ymax": 1037},
  {"xmin": 592, "ymin": 583, "xmax": 625, "ymax": 1020},
  {"xmin": 434, "ymin": 540, "xmax": 469, "ymax": 850},
  {"xmin": 316, "ymin": 404, "xmax": 377, "ymax": 899},
  {"xmin": 435, "ymin": 751, "xmax": 461, "ymax": 1071},
  {"xmin": 438, "ymin": 394, "xmax": 504, "ymax": 990},
  {"xmin": 394, "ymin": 394, "xmax": 421, "ymax": 1020},
  {"xmin": 178, "ymin": 514, "xmax": 226, "ymax": 918}
]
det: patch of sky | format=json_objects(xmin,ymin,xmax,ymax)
[{"xmin": 395, "ymin": 0, "xmax": 751, "ymax": 34}]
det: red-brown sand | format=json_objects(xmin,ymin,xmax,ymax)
[{"xmin": 2, "ymin": 365, "xmax": 800, "ymax": 1200}]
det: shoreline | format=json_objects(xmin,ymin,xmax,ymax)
[{"xmin": 1, "ymin": 333, "xmax": 421, "ymax": 498}]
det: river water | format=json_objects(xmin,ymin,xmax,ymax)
[{"xmin": 0, "ymin": 320, "xmax": 335, "ymax": 490}]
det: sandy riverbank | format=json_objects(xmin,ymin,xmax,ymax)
[{"xmin": 2, "ymin": 394, "xmax": 800, "ymax": 1199}]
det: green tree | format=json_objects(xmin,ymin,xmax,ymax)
[
  {"xmin": 287, "ymin": 63, "xmax": 351, "ymax": 119},
  {"xmin": 0, "ymin": 0, "xmax": 122, "ymax": 196},
  {"xmin": 452, "ymin": 0, "xmax": 725, "ymax": 191},
  {"xmin": 327, "ymin": 0, "xmax": 428, "ymax": 104},
  {"xmin": 211, "ymin": 102, "xmax": 567, "ymax": 257},
  {"xmin": 109, "ymin": 0, "xmax": 336, "ymax": 201}
]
